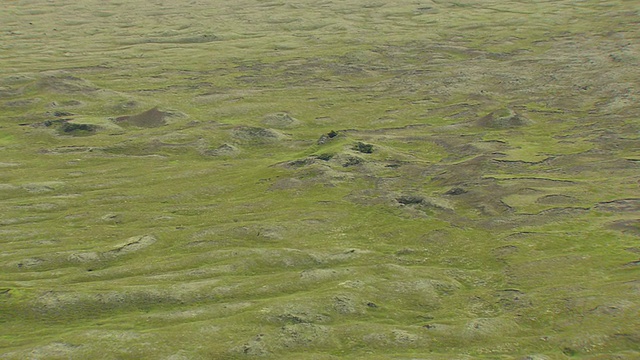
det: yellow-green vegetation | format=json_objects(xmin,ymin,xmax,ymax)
[{"xmin": 1, "ymin": 0, "xmax": 638, "ymax": 359}]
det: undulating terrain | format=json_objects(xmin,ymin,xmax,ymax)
[{"xmin": 1, "ymin": 0, "xmax": 639, "ymax": 359}]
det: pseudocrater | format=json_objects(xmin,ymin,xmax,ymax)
[
  {"xmin": 114, "ymin": 107, "xmax": 184, "ymax": 128},
  {"xmin": 261, "ymin": 112, "xmax": 301, "ymax": 129},
  {"xmin": 477, "ymin": 108, "xmax": 532, "ymax": 129}
]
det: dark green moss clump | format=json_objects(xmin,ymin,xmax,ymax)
[
  {"xmin": 58, "ymin": 122, "xmax": 98, "ymax": 135},
  {"xmin": 343, "ymin": 156, "xmax": 363, "ymax": 167},
  {"xmin": 353, "ymin": 142, "xmax": 374, "ymax": 154},
  {"xmin": 396, "ymin": 195, "xmax": 424, "ymax": 205},
  {"xmin": 317, "ymin": 130, "xmax": 339, "ymax": 145},
  {"xmin": 316, "ymin": 153, "xmax": 334, "ymax": 161}
]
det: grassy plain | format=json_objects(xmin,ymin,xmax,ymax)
[{"xmin": 0, "ymin": 0, "xmax": 639, "ymax": 359}]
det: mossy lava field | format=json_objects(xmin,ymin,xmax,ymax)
[{"xmin": 0, "ymin": 0, "xmax": 639, "ymax": 359}]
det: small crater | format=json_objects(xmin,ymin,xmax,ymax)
[
  {"xmin": 397, "ymin": 195, "xmax": 424, "ymax": 205},
  {"xmin": 261, "ymin": 112, "xmax": 300, "ymax": 128},
  {"xmin": 477, "ymin": 108, "xmax": 532, "ymax": 128},
  {"xmin": 445, "ymin": 187, "xmax": 467, "ymax": 196},
  {"xmin": 114, "ymin": 107, "xmax": 172, "ymax": 128}
]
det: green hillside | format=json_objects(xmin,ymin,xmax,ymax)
[{"xmin": 0, "ymin": 1, "xmax": 638, "ymax": 359}]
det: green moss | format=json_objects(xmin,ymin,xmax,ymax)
[
  {"xmin": 0, "ymin": 132, "xmax": 15, "ymax": 145},
  {"xmin": 0, "ymin": 0, "xmax": 638, "ymax": 358}
]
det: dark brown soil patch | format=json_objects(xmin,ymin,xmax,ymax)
[{"xmin": 114, "ymin": 107, "xmax": 169, "ymax": 128}]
